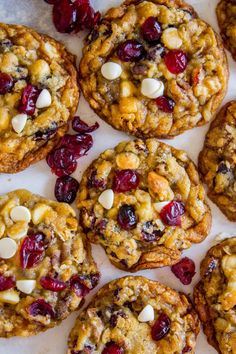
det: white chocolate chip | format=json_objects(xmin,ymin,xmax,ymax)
[
  {"xmin": 101, "ymin": 62, "xmax": 122, "ymax": 80},
  {"xmin": 11, "ymin": 113, "xmax": 27, "ymax": 133},
  {"xmin": 153, "ymin": 201, "xmax": 171, "ymax": 213},
  {"xmin": 161, "ymin": 28, "xmax": 183, "ymax": 49},
  {"xmin": 98, "ymin": 189, "xmax": 114, "ymax": 210},
  {"xmin": 36, "ymin": 89, "xmax": 52, "ymax": 109},
  {"xmin": 16, "ymin": 280, "xmax": 36, "ymax": 294},
  {"xmin": 138, "ymin": 304, "xmax": 154, "ymax": 322},
  {"xmin": 10, "ymin": 205, "xmax": 31, "ymax": 223},
  {"xmin": 0, "ymin": 289, "xmax": 20, "ymax": 304},
  {"xmin": 141, "ymin": 78, "xmax": 164, "ymax": 99},
  {"xmin": 0, "ymin": 238, "xmax": 17, "ymax": 259}
]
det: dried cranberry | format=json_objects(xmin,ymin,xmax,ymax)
[
  {"xmin": 95, "ymin": 219, "xmax": 108, "ymax": 234},
  {"xmin": 70, "ymin": 275, "xmax": 90, "ymax": 297},
  {"xmin": 58, "ymin": 134, "xmax": 93, "ymax": 159},
  {"xmin": 47, "ymin": 147, "xmax": 77, "ymax": 177},
  {"xmin": 102, "ymin": 342, "xmax": 124, "ymax": 354},
  {"xmin": 40, "ymin": 276, "xmax": 67, "ymax": 292},
  {"xmin": 112, "ymin": 170, "xmax": 140, "ymax": 193},
  {"xmin": 182, "ymin": 346, "xmax": 192, "ymax": 353},
  {"xmin": 141, "ymin": 17, "xmax": 162, "ymax": 43},
  {"xmin": 0, "ymin": 72, "xmax": 13, "ymax": 94},
  {"xmin": 117, "ymin": 204, "xmax": 137, "ymax": 230},
  {"xmin": 0, "ymin": 275, "xmax": 15, "ymax": 291},
  {"xmin": 20, "ymin": 233, "xmax": 45, "ymax": 269},
  {"xmin": 141, "ymin": 221, "xmax": 162, "ymax": 242},
  {"xmin": 87, "ymin": 170, "xmax": 105, "ymax": 189},
  {"xmin": 75, "ymin": 3, "xmax": 101, "ymax": 32},
  {"xmin": 29, "ymin": 299, "xmax": 54, "ymax": 317},
  {"xmin": 55, "ymin": 175, "xmax": 79, "ymax": 204},
  {"xmin": 72, "ymin": 116, "xmax": 99, "ymax": 134},
  {"xmin": 171, "ymin": 257, "xmax": 196, "ymax": 285},
  {"xmin": 164, "ymin": 50, "xmax": 188, "ymax": 74},
  {"xmin": 156, "ymin": 96, "xmax": 175, "ymax": 113},
  {"xmin": 151, "ymin": 313, "xmax": 171, "ymax": 341},
  {"xmin": 117, "ymin": 40, "xmax": 146, "ymax": 62},
  {"xmin": 160, "ymin": 201, "xmax": 185, "ymax": 226},
  {"xmin": 34, "ymin": 123, "xmax": 58, "ymax": 141},
  {"xmin": 18, "ymin": 84, "xmax": 40, "ymax": 115}
]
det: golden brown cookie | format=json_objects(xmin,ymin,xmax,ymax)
[
  {"xmin": 79, "ymin": 0, "xmax": 228, "ymax": 139},
  {"xmin": 194, "ymin": 237, "xmax": 236, "ymax": 354},
  {"xmin": 0, "ymin": 23, "xmax": 79, "ymax": 173},
  {"xmin": 68, "ymin": 276, "xmax": 200, "ymax": 354},
  {"xmin": 77, "ymin": 138, "xmax": 211, "ymax": 271},
  {"xmin": 199, "ymin": 101, "xmax": 236, "ymax": 221},
  {"xmin": 0, "ymin": 189, "xmax": 99, "ymax": 337}
]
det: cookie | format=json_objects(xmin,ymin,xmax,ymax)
[
  {"xmin": 216, "ymin": 0, "xmax": 236, "ymax": 61},
  {"xmin": 77, "ymin": 138, "xmax": 211, "ymax": 271},
  {"xmin": 79, "ymin": 0, "xmax": 228, "ymax": 139},
  {"xmin": 0, "ymin": 189, "xmax": 99, "ymax": 337},
  {"xmin": 198, "ymin": 101, "xmax": 236, "ymax": 221},
  {"xmin": 194, "ymin": 237, "xmax": 236, "ymax": 354},
  {"xmin": 0, "ymin": 23, "xmax": 79, "ymax": 173},
  {"xmin": 68, "ymin": 276, "xmax": 200, "ymax": 354}
]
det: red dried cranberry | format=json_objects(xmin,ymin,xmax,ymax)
[
  {"xmin": 151, "ymin": 313, "xmax": 171, "ymax": 341},
  {"xmin": 102, "ymin": 342, "xmax": 124, "ymax": 354},
  {"xmin": 160, "ymin": 201, "xmax": 185, "ymax": 226},
  {"xmin": 34, "ymin": 123, "xmax": 58, "ymax": 141},
  {"xmin": 70, "ymin": 275, "xmax": 90, "ymax": 297},
  {"xmin": 117, "ymin": 204, "xmax": 137, "ymax": 230},
  {"xmin": 156, "ymin": 96, "xmax": 175, "ymax": 113},
  {"xmin": 47, "ymin": 147, "xmax": 77, "ymax": 177},
  {"xmin": 117, "ymin": 40, "xmax": 146, "ymax": 62},
  {"xmin": 141, "ymin": 221, "xmax": 162, "ymax": 242},
  {"xmin": 164, "ymin": 50, "xmax": 188, "ymax": 74},
  {"xmin": 182, "ymin": 346, "xmax": 192, "ymax": 353},
  {"xmin": 141, "ymin": 17, "xmax": 162, "ymax": 43},
  {"xmin": 40, "ymin": 276, "xmax": 67, "ymax": 291},
  {"xmin": 87, "ymin": 170, "xmax": 105, "ymax": 189},
  {"xmin": 112, "ymin": 170, "xmax": 140, "ymax": 193},
  {"xmin": 75, "ymin": 3, "xmax": 101, "ymax": 32},
  {"xmin": 58, "ymin": 134, "xmax": 93, "ymax": 159},
  {"xmin": 20, "ymin": 233, "xmax": 45, "ymax": 269},
  {"xmin": 29, "ymin": 299, "xmax": 54, "ymax": 317},
  {"xmin": 18, "ymin": 84, "xmax": 40, "ymax": 116},
  {"xmin": 55, "ymin": 175, "xmax": 79, "ymax": 204},
  {"xmin": 0, "ymin": 275, "xmax": 15, "ymax": 291},
  {"xmin": 72, "ymin": 116, "xmax": 99, "ymax": 134},
  {"xmin": 0, "ymin": 72, "xmax": 13, "ymax": 94},
  {"xmin": 171, "ymin": 257, "xmax": 196, "ymax": 285}
]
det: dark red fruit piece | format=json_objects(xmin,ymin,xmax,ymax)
[
  {"xmin": 141, "ymin": 221, "xmax": 162, "ymax": 242},
  {"xmin": 141, "ymin": 17, "xmax": 162, "ymax": 43},
  {"xmin": 29, "ymin": 299, "xmax": 54, "ymax": 317},
  {"xmin": 70, "ymin": 275, "xmax": 90, "ymax": 297},
  {"xmin": 102, "ymin": 342, "xmax": 124, "ymax": 354},
  {"xmin": 151, "ymin": 313, "xmax": 171, "ymax": 341},
  {"xmin": 160, "ymin": 201, "xmax": 185, "ymax": 226},
  {"xmin": 18, "ymin": 84, "xmax": 40, "ymax": 116},
  {"xmin": 182, "ymin": 346, "xmax": 192, "ymax": 353},
  {"xmin": 53, "ymin": 0, "xmax": 78, "ymax": 33},
  {"xmin": 47, "ymin": 147, "xmax": 77, "ymax": 177},
  {"xmin": 117, "ymin": 204, "xmax": 137, "ymax": 230},
  {"xmin": 156, "ymin": 95, "xmax": 176, "ymax": 113},
  {"xmin": 75, "ymin": 3, "xmax": 101, "ymax": 32},
  {"xmin": 0, "ymin": 72, "xmax": 13, "ymax": 94},
  {"xmin": 0, "ymin": 275, "xmax": 15, "ymax": 291},
  {"xmin": 164, "ymin": 50, "xmax": 188, "ymax": 74},
  {"xmin": 58, "ymin": 134, "xmax": 93, "ymax": 159},
  {"xmin": 44, "ymin": 0, "xmax": 58, "ymax": 4},
  {"xmin": 40, "ymin": 276, "xmax": 67, "ymax": 292},
  {"xmin": 112, "ymin": 170, "xmax": 140, "ymax": 193},
  {"xmin": 55, "ymin": 175, "xmax": 79, "ymax": 204},
  {"xmin": 87, "ymin": 170, "xmax": 105, "ymax": 189},
  {"xmin": 117, "ymin": 40, "xmax": 146, "ymax": 62},
  {"xmin": 34, "ymin": 123, "xmax": 58, "ymax": 141},
  {"xmin": 20, "ymin": 233, "xmax": 45, "ymax": 269},
  {"xmin": 171, "ymin": 257, "xmax": 196, "ymax": 285},
  {"xmin": 72, "ymin": 116, "xmax": 99, "ymax": 134}
]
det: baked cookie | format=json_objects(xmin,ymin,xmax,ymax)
[
  {"xmin": 216, "ymin": 0, "xmax": 236, "ymax": 61},
  {"xmin": 0, "ymin": 23, "xmax": 79, "ymax": 173},
  {"xmin": 199, "ymin": 101, "xmax": 236, "ymax": 221},
  {"xmin": 194, "ymin": 237, "xmax": 236, "ymax": 354},
  {"xmin": 0, "ymin": 189, "xmax": 99, "ymax": 337},
  {"xmin": 79, "ymin": 0, "xmax": 228, "ymax": 139},
  {"xmin": 77, "ymin": 138, "xmax": 211, "ymax": 271},
  {"xmin": 68, "ymin": 276, "xmax": 200, "ymax": 354}
]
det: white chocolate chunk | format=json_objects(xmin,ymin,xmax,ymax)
[
  {"xmin": 11, "ymin": 113, "xmax": 27, "ymax": 133},
  {"xmin": 32, "ymin": 203, "xmax": 52, "ymax": 225},
  {"xmin": 101, "ymin": 62, "xmax": 122, "ymax": 80},
  {"xmin": 153, "ymin": 201, "xmax": 171, "ymax": 213},
  {"xmin": 16, "ymin": 280, "xmax": 36, "ymax": 294},
  {"xmin": 161, "ymin": 28, "xmax": 183, "ymax": 49},
  {"xmin": 10, "ymin": 205, "xmax": 31, "ymax": 223},
  {"xmin": 138, "ymin": 304, "xmax": 154, "ymax": 322},
  {"xmin": 98, "ymin": 189, "xmax": 114, "ymax": 210},
  {"xmin": 36, "ymin": 89, "xmax": 52, "ymax": 109},
  {"xmin": 0, "ymin": 238, "xmax": 17, "ymax": 259},
  {"xmin": 0, "ymin": 289, "xmax": 20, "ymax": 304},
  {"xmin": 141, "ymin": 78, "xmax": 164, "ymax": 99}
]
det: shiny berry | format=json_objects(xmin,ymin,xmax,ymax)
[
  {"xmin": 117, "ymin": 40, "xmax": 146, "ymax": 62},
  {"xmin": 112, "ymin": 170, "xmax": 140, "ymax": 193},
  {"xmin": 102, "ymin": 342, "xmax": 124, "ymax": 354},
  {"xmin": 75, "ymin": 3, "xmax": 101, "ymax": 32},
  {"xmin": 72, "ymin": 116, "xmax": 99, "ymax": 134},
  {"xmin": 70, "ymin": 275, "xmax": 90, "ymax": 297},
  {"xmin": 87, "ymin": 170, "xmax": 105, "ymax": 189},
  {"xmin": 58, "ymin": 134, "xmax": 93, "ymax": 158},
  {"xmin": 0, "ymin": 275, "xmax": 15, "ymax": 291},
  {"xmin": 55, "ymin": 176, "xmax": 79, "ymax": 204},
  {"xmin": 182, "ymin": 346, "xmax": 192, "ymax": 353},
  {"xmin": 29, "ymin": 299, "xmax": 54, "ymax": 317},
  {"xmin": 171, "ymin": 257, "xmax": 196, "ymax": 285},
  {"xmin": 117, "ymin": 204, "xmax": 137, "ymax": 230},
  {"xmin": 40, "ymin": 276, "xmax": 67, "ymax": 291},
  {"xmin": 0, "ymin": 72, "xmax": 13, "ymax": 94},
  {"xmin": 160, "ymin": 201, "xmax": 185, "ymax": 226},
  {"xmin": 151, "ymin": 313, "xmax": 171, "ymax": 341},
  {"xmin": 141, "ymin": 17, "xmax": 162, "ymax": 43},
  {"xmin": 156, "ymin": 95, "xmax": 175, "ymax": 113},
  {"xmin": 18, "ymin": 84, "xmax": 40, "ymax": 115},
  {"xmin": 47, "ymin": 147, "xmax": 77, "ymax": 177},
  {"xmin": 20, "ymin": 233, "xmax": 45, "ymax": 269},
  {"xmin": 164, "ymin": 50, "xmax": 188, "ymax": 74},
  {"xmin": 53, "ymin": 0, "xmax": 78, "ymax": 33}
]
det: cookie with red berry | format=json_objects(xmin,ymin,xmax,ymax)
[
  {"xmin": 79, "ymin": 0, "xmax": 228, "ymax": 138},
  {"xmin": 77, "ymin": 138, "xmax": 211, "ymax": 271},
  {"xmin": 0, "ymin": 189, "xmax": 99, "ymax": 337},
  {"xmin": 68, "ymin": 276, "xmax": 200, "ymax": 354},
  {"xmin": 0, "ymin": 23, "xmax": 79, "ymax": 173}
]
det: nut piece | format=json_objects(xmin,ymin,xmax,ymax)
[
  {"xmin": 0, "ymin": 289, "xmax": 20, "ymax": 304},
  {"xmin": 148, "ymin": 172, "xmax": 174, "ymax": 201},
  {"xmin": 161, "ymin": 28, "xmax": 183, "ymax": 49},
  {"xmin": 31, "ymin": 203, "xmax": 52, "ymax": 225},
  {"xmin": 116, "ymin": 152, "xmax": 140, "ymax": 169}
]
